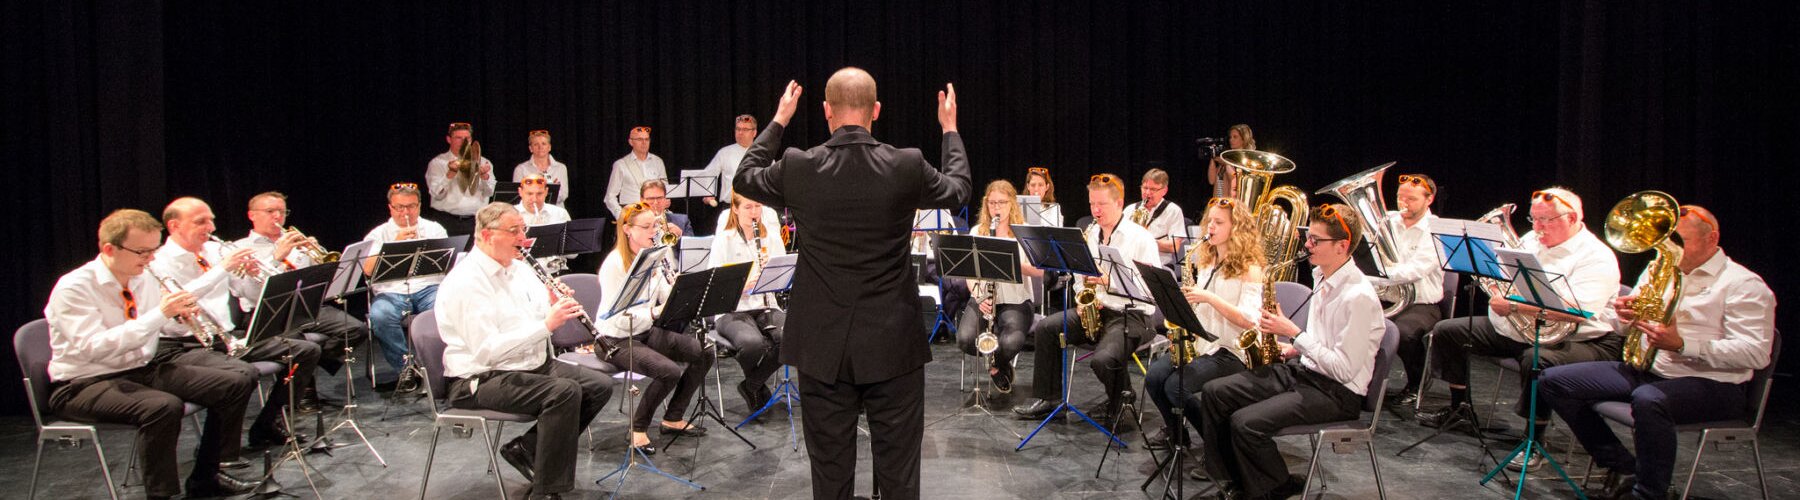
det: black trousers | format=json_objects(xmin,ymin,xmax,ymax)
[
  {"xmin": 954, "ymin": 302, "xmax": 1031, "ymax": 370},
  {"xmin": 1391, "ymin": 302, "xmax": 1444, "ymax": 391},
  {"xmin": 1429, "ymin": 316, "xmax": 1622, "ymax": 419},
  {"xmin": 154, "ymin": 340, "xmax": 269, "ymax": 457},
  {"xmin": 1199, "ymin": 361, "xmax": 1363, "ymax": 498},
  {"xmin": 50, "ymin": 354, "xmax": 259, "ymax": 496},
  {"xmin": 293, "ymin": 305, "xmax": 369, "ymax": 374},
  {"xmin": 235, "ymin": 333, "xmax": 322, "ymax": 434},
  {"xmin": 1145, "ymin": 349, "xmax": 1247, "ymax": 442},
  {"xmin": 600, "ymin": 327, "xmax": 715, "ymax": 431},
  {"xmin": 1027, "ymin": 308, "xmax": 1152, "ymax": 402},
  {"xmin": 447, "ymin": 359, "xmax": 614, "ymax": 494},
  {"xmin": 717, "ymin": 309, "xmax": 786, "ymax": 397},
  {"xmin": 799, "ymin": 365, "xmax": 924, "ymax": 500}
]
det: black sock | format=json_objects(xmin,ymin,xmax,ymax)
[
  {"xmin": 1531, "ymin": 422, "xmax": 1549, "ymax": 439},
  {"xmin": 1449, "ymin": 387, "xmax": 1469, "ymax": 407}
]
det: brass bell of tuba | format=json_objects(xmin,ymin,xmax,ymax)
[
  {"xmin": 1219, "ymin": 149, "xmax": 1309, "ymax": 283},
  {"xmin": 1605, "ymin": 191, "xmax": 1685, "ymax": 371},
  {"xmin": 1316, "ymin": 162, "xmax": 1416, "ymax": 317}
]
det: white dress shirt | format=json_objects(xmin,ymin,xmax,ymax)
[
  {"xmin": 44, "ymin": 259, "xmax": 175, "ymax": 382},
  {"xmin": 597, "ymin": 249, "xmax": 673, "ymax": 339},
  {"xmin": 1124, "ymin": 200, "xmax": 1187, "ymax": 262},
  {"xmin": 362, "ymin": 217, "xmax": 451, "ymax": 296},
  {"xmin": 512, "ymin": 156, "xmax": 571, "ymax": 206},
  {"xmin": 1089, "ymin": 219, "xmax": 1162, "ymax": 313},
  {"xmin": 1190, "ymin": 266, "xmax": 1265, "ymax": 359},
  {"xmin": 1491, "ymin": 227, "xmax": 1622, "ymax": 345},
  {"xmin": 435, "ymin": 247, "xmax": 555, "ymax": 377},
  {"xmin": 1369, "ymin": 210, "xmax": 1446, "ymax": 305},
  {"xmin": 516, "ymin": 202, "xmax": 572, "ymax": 227},
  {"xmin": 604, "ymin": 152, "xmax": 668, "ymax": 217},
  {"xmin": 232, "ymin": 230, "xmax": 318, "ymax": 312},
  {"xmin": 1293, "ymin": 262, "xmax": 1386, "ymax": 396},
  {"xmin": 1611, "ymin": 250, "xmax": 1776, "ymax": 384},
  {"xmin": 150, "ymin": 240, "xmax": 261, "ymax": 337},
  {"xmin": 709, "ymin": 223, "xmax": 788, "ymax": 311},
  {"xmin": 701, "ymin": 143, "xmax": 748, "ymax": 204},
  {"xmin": 426, "ymin": 151, "xmax": 498, "ymax": 216}
]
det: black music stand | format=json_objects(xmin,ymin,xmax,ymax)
[
  {"xmin": 368, "ymin": 235, "xmax": 465, "ymax": 414},
  {"xmin": 493, "ymin": 181, "xmax": 561, "ymax": 205},
  {"xmin": 1086, "ymin": 244, "xmax": 1154, "ymax": 473},
  {"xmin": 733, "ymin": 253, "xmax": 802, "ymax": 449},
  {"xmin": 1398, "ymin": 218, "xmax": 1512, "ymax": 461},
  {"xmin": 595, "ymin": 245, "xmax": 704, "ymax": 496},
  {"xmin": 244, "ymin": 263, "xmax": 338, "ymax": 498},
  {"xmin": 303, "ymin": 240, "xmax": 391, "ymax": 465},
  {"xmin": 1010, "ymin": 225, "xmax": 1130, "ymax": 450},
  {"xmin": 656, "ymin": 262, "xmax": 756, "ymax": 451},
  {"xmin": 1477, "ymin": 251, "xmax": 1593, "ymax": 499},
  {"xmin": 925, "ymin": 234, "xmax": 1025, "ymax": 437},
  {"xmin": 1134, "ymin": 262, "xmax": 1217, "ymax": 499}
]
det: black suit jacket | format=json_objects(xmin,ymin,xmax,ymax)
[{"xmin": 734, "ymin": 123, "xmax": 971, "ymax": 384}]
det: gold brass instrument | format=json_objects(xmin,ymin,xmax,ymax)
[
  {"xmin": 146, "ymin": 267, "xmax": 245, "ymax": 357},
  {"xmin": 1074, "ymin": 224, "xmax": 1104, "ymax": 341},
  {"xmin": 1130, "ymin": 203, "xmax": 1153, "ymax": 228},
  {"xmin": 207, "ymin": 235, "xmax": 284, "ymax": 284},
  {"xmin": 975, "ymin": 216, "xmax": 1002, "ymax": 362},
  {"xmin": 1316, "ymin": 162, "xmax": 1416, "ymax": 317},
  {"xmin": 286, "ymin": 226, "xmax": 340, "ymax": 263},
  {"xmin": 1219, "ymin": 149, "xmax": 1309, "ymax": 283},
  {"xmin": 449, "ymin": 138, "xmax": 484, "ymax": 195},
  {"xmin": 654, "ymin": 213, "xmax": 680, "ymax": 246},
  {"xmin": 1164, "ymin": 235, "xmax": 1206, "ymax": 366},
  {"xmin": 1473, "ymin": 204, "xmax": 1580, "ymax": 342},
  {"xmin": 1605, "ymin": 191, "xmax": 1685, "ymax": 371},
  {"xmin": 1237, "ymin": 255, "xmax": 1301, "ymax": 369}
]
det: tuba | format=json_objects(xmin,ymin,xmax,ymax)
[
  {"xmin": 1316, "ymin": 162, "xmax": 1415, "ymax": 317},
  {"xmin": 1219, "ymin": 149, "xmax": 1309, "ymax": 283},
  {"xmin": 1074, "ymin": 224, "xmax": 1104, "ymax": 341},
  {"xmin": 1605, "ymin": 191, "xmax": 1685, "ymax": 371},
  {"xmin": 286, "ymin": 226, "xmax": 340, "ymax": 263},
  {"xmin": 1474, "ymin": 203, "xmax": 1580, "ymax": 343},
  {"xmin": 449, "ymin": 139, "xmax": 484, "ymax": 195}
]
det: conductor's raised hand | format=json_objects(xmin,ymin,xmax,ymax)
[
  {"xmin": 773, "ymin": 80, "xmax": 803, "ymax": 127},
  {"xmin": 937, "ymin": 83, "xmax": 958, "ymax": 133}
]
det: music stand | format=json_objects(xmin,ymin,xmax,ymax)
[
  {"xmin": 675, "ymin": 236, "xmax": 716, "ymax": 274},
  {"xmin": 924, "ymin": 234, "xmax": 1025, "ymax": 437},
  {"xmin": 667, "ymin": 170, "xmax": 720, "ymax": 199},
  {"xmin": 655, "ymin": 262, "xmax": 757, "ymax": 452},
  {"xmin": 913, "ymin": 210, "xmax": 959, "ymax": 341},
  {"xmin": 1134, "ymin": 262, "xmax": 1215, "ymax": 499},
  {"xmin": 493, "ymin": 181, "xmax": 561, "ymax": 205},
  {"xmin": 244, "ymin": 263, "xmax": 339, "ymax": 498},
  {"xmin": 595, "ymin": 244, "xmax": 703, "ymax": 496},
  {"xmin": 1010, "ymin": 225, "xmax": 1130, "ymax": 450},
  {"xmin": 1397, "ymin": 218, "xmax": 1512, "ymax": 464},
  {"xmin": 1477, "ymin": 252, "xmax": 1593, "ymax": 499},
  {"xmin": 734, "ymin": 253, "xmax": 803, "ymax": 450}
]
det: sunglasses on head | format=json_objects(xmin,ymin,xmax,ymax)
[
  {"xmin": 631, "ymin": 126, "xmax": 652, "ymax": 134},
  {"xmin": 1089, "ymin": 174, "xmax": 1119, "ymax": 186},
  {"xmin": 390, "ymin": 182, "xmax": 418, "ymax": 191},
  {"xmin": 1208, "ymin": 197, "xmax": 1237, "ymax": 209},
  {"xmin": 1315, "ymin": 204, "xmax": 1352, "ymax": 240},
  {"xmin": 1397, "ymin": 174, "xmax": 1434, "ymax": 195},
  {"xmin": 447, "ymin": 122, "xmax": 471, "ymax": 132},
  {"xmin": 1680, "ymin": 206, "xmax": 1717, "ymax": 230},
  {"xmin": 1028, "ymin": 167, "xmax": 1049, "ymax": 176},
  {"xmin": 521, "ymin": 177, "xmax": 547, "ymax": 186},
  {"xmin": 528, "ymin": 129, "xmax": 550, "ymax": 138},
  {"xmin": 1533, "ymin": 190, "xmax": 1575, "ymax": 213}
]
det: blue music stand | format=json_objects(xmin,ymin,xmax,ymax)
[
  {"xmin": 733, "ymin": 254, "xmax": 804, "ymax": 451},
  {"xmin": 1009, "ymin": 224, "xmax": 1130, "ymax": 450},
  {"xmin": 1477, "ymin": 250, "xmax": 1594, "ymax": 500},
  {"xmin": 914, "ymin": 209, "xmax": 961, "ymax": 342}
]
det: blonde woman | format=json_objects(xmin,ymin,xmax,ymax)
[
  {"xmin": 597, "ymin": 202, "xmax": 714, "ymax": 454},
  {"xmin": 958, "ymin": 180, "xmax": 1043, "ymax": 392},
  {"xmin": 709, "ymin": 196, "xmax": 789, "ymax": 412}
]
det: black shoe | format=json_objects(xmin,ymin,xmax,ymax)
[
  {"xmin": 1187, "ymin": 467, "xmax": 1212, "ymax": 482},
  {"xmin": 247, "ymin": 426, "xmax": 288, "ymax": 449},
  {"xmin": 660, "ymin": 422, "xmax": 708, "ymax": 437},
  {"xmin": 218, "ymin": 459, "xmax": 251, "ymax": 470},
  {"xmin": 500, "ymin": 439, "xmax": 534, "ymax": 483},
  {"xmin": 1011, "ymin": 399, "xmax": 1060, "ymax": 420},
  {"xmin": 1603, "ymin": 472, "xmax": 1637, "ymax": 500},
  {"xmin": 632, "ymin": 444, "xmax": 657, "ymax": 456},
  {"xmin": 1416, "ymin": 402, "xmax": 1473, "ymax": 428},
  {"xmin": 738, "ymin": 381, "xmax": 769, "ymax": 413},
  {"xmin": 990, "ymin": 363, "xmax": 1014, "ymax": 394},
  {"xmin": 394, "ymin": 369, "xmax": 421, "ymax": 394},
  {"xmin": 185, "ymin": 471, "xmax": 262, "ymax": 497},
  {"xmin": 1388, "ymin": 388, "xmax": 1420, "ymax": 409},
  {"xmin": 1267, "ymin": 473, "xmax": 1307, "ymax": 499},
  {"xmin": 296, "ymin": 389, "xmax": 322, "ymax": 415}
]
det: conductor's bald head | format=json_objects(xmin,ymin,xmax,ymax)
[{"xmin": 823, "ymin": 67, "xmax": 881, "ymax": 130}]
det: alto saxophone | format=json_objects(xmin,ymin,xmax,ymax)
[
  {"xmin": 1237, "ymin": 256, "xmax": 1299, "ymax": 369},
  {"xmin": 1074, "ymin": 224, "xmax": 1104, "ymax": 341},
  {"xmin": 146, "ymin": 267, "xmax": 245, "ymax": 357},
  {"xmin": 974, "ymin": 216, "xmax": 1001, "ymax": 362},
  {"xmin": 1164, "ymin": 235, "xmax": 1206, "ymax": 366}
]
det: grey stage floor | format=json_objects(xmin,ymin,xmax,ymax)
[{"xmin": 4, "ymin": 340, "xmax": 1797, "ymax": 499}]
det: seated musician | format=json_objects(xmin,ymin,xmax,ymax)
[
  {"xmin": 598, "ymin": 202, "xmax": 716, "ymax": 454},
  {"xmin": 709, "ymin": 195, "xmax": 789, "ymax": 413},
  {"xmin": 361, "ymin": 183, "xmax": 450, "ymax": 393},
  {"xmin": 956, "ymin": 180, "xmax": 1045, "ymax": 394},
  {"xmin": 1124, "ymin": 168, "xmax": 1187, "ymax": 264}
]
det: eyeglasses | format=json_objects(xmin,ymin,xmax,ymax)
[
  {"xmin": 389, "ymin": 202, "xmax": 421, "ymax": 210},
  {"xmin": 116, "ymin": 245, "xmax": 157, "ymax": 258},
  {"xmin": 120, "ymin": 289, "xmax": 137, "ymax": 320},
  {"xmin": 1315, "ymin": 204, "xmax": 1353, "ymax": 241},
  {"xmin": 485, "ymin": 224, "xmax": 527, "ymax": 235},
  {"xmin": 641, "ymin": 195, "xmax": 668, "ymax": 202},
  {"xmin": 528, "ymin": 129, "xmax": 550, "ymax": 138},
  {"xmin": 1305, "ymin": 235, "xmax": 1345, "ymax": 246},
  {"xmin": 390, "ymin": 182, "xmax": 418, "ymax": 191},
  {"xmin": 1532, "ymin": 190, "xmax": 1575, "ymax": 213},
  {"xmin": 1528, "ymin": 212, "xmax": 1573, "ymax": 225},
  {"xmin": 1680, "ymin": 206, "xmax": 1717, "ymax": 230},
  {"xmin": 254, "ymin": 208, "xmax": 292, "ymax": 217},
  {"xmin": 1397, "ymin": 174, "xmax": 1435, "ymax": 195}
]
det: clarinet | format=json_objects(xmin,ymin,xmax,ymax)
[{"xmin": 518, "ymin": 249, "xmax": 601, "ymax": 339}]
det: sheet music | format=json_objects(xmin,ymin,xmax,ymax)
[{"xmin": 1429, "ymin": 217, "xmax": 1509, "ymax": 244}]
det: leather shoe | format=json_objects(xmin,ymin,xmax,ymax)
[
  {"xmin": 1011, "ymin": 398, "xmax": 1060, "ymax": 420},
  {"xmin": 1388, "ymin": 390, "xmax": 1419, "ymax": 409},
  {"xmin": 1416, "ymin": 402, "xmax": 1474, "ymax": 429},
  {"xmin": 660, "ymin": 422, "xmax": 708, "ymax": 437},
  {"xmin": 1144, "ymin": 427, "xmax": 1189, "ymax": 451},
  {"xmin": 394, "ymin": 369, "xmax": 422, "ymax": 394},
  {"xmin": 185, "ymin": 471, "xmax": 261, "ymax": 497},
  {"xmin": 990, "ymin": 363, "xmax": 1014, "ymax": 394},
  {"xmin": 738, "ymin": 381, "xmax": 768, "ymax": 413},
  {"xmin": 500, "ymin": 439, "xmax": 534, "ymax": 482},
  {"xmin": 218, "ymin": 459, "xmax": 251, "ymax": 470},
  {"xmin": 632, "ymin": 444, "xmax": 657, "ymax": 456},
  {"xmin": 1602, "ymin": 471, "xmax": 1637, "ymax": 500}
]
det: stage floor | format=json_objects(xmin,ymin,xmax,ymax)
[{"xmin": 4, "ymin": 340, "xmax": 1795, "ymax": 499}]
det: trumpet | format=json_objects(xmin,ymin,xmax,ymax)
[
  {"xmin": 146, "ymin": 267, "xmax": 245, "ymax": 357},
  {"xmin": 285, "ymin": 226, "xmax": 340, "ymax": 263},
  {"xmin": 208, "ymin": 235, "xmax": 284, "ymax": 284},
  {"xmin": 654, "ymin": 213, "xmax": 680, "ymax": 246}
]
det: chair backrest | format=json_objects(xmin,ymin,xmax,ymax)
[
  {"xmin": 1365, "ymin": 319, "xmax": 1401, "ymax": 413},
  {"xmin": 408, "ymin": 311, "xmax": 451, "ymax": 404},
  {"xmin": 1439, "ymin": 273, "xmax": 1460, "ymax": 319},
  {"xmin": 13, "ymin": 319, "xmax": 53, "ymax": 427},
  {"xmin": 1747, "ymin": 331, "xmax": 1781, "ymax": 429},
  {"xmin": 550, "ymin": 273, "xmax": 605, "ymax": 349},
  {"xmin": 1274, "ymin": 282, "xmax": 1312, "ymax": 331}
]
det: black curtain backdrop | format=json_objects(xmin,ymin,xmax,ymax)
[{"xmin": 3, "ymin": 1, "xmax": 1794, "ymax": 415}]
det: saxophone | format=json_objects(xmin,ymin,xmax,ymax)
[
  {"xmin": 146, "ymin": 267, "xmax": 245, "ymax": 357},
  {"xmin": 1237, "ymin": 256, "xmax": 1298, "ymax": 369},
  {"xmin": 1164, "ymin": 235, "xmax": 1206, "ymax": 366},
  {"xmin": 974, "ymin": 216, "xmax": 1002, "ymax": 362},
  {"xmin": 1130, "ymin": 202, "xmax": 1153, "ymax": 227},
  {"xmin": 1074, "ymin": 224, "xmax": 1104, "ymax": 341},
  {"xmin": 1604, "ymin": 191, "xmax": 1684, "ymax": 371},
  {"xmin": 1474, "ymin": 204, "xmax": 1580, "ymax": 343}
]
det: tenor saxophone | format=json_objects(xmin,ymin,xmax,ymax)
[{"xmin": 1074, "ymin": 224, "xmax": 1104, "ymax": 341}]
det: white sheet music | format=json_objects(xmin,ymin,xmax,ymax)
[{"xmin": 1429, "ymin": 217, "xmax": 1509, "ymax": 244}]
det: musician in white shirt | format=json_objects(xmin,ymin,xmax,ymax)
[
  {"xmin": 436, "ymin": 202, "xmax": 614, "ymax": 497},
  {"xmin": 957, "ymin": 181, "xmax": 1044, "ymax": 394},
  {"xmin": 603, "ymin": 126, "xmax": 668, "ymax": 217},
  {"xmin": 1124, "ymin": 168, "xmax": 1188, "ymax": 263},
  {"xmin": 1541, "ymin": 205, "xmax": 1776, "ymax": 500},
  {"xmin": 1198, "ymin": 202, "xmax": 1385, "ymax": 500},
  {"xmin": 1143, "ymin": 197, "xmax": 1265, "ymax": 451},
  {"xmin": 155, "ymin": 197, "xmax": 321, "ymax": 451},
  {"xmin": 514, "ymin": 174, "xmax": 571, "ymax": 227},
  {"xmin": 1419, "ymin": 188, "xmax": 1623, "ymax": 461},
  {"xmin": 235, "ymin": 191, "xmax": 370, "ymax": 410},
  {"xmin": 597, "ymin": 202, "xmax": 715, "ymax": 454},
  {"xmin": 1013, "ymin": 174, "xmax": 1161, "ymax": 425},
  {"xmin": 425, "ymin": 122, "xmax": 496, "ymax": 234},
  {"xmin": 511, "ymin": 129, "xmax": 570, "ymax": 206},
  {"xmin": 698, "ymin": 114, "xmax": 759, "ymax": 208},
  {"xmin": 709, "ymin": 196, "xmax": 789, "ymax": 412},
  {"xmin": 362, "ymin": 183, "xmax": 450, "ymax": 392},
  {"xmin": 1377, "ymin": 174, "xmax": 1448, "ymax": 408},
  {"xmin": 44, "ymin": 209, "xmax": 262, "ymax": 498}
]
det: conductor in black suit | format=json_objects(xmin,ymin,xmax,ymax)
[{"xmin": 734, "ymin": 67, "xmax": 971, "ymax": 500}]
